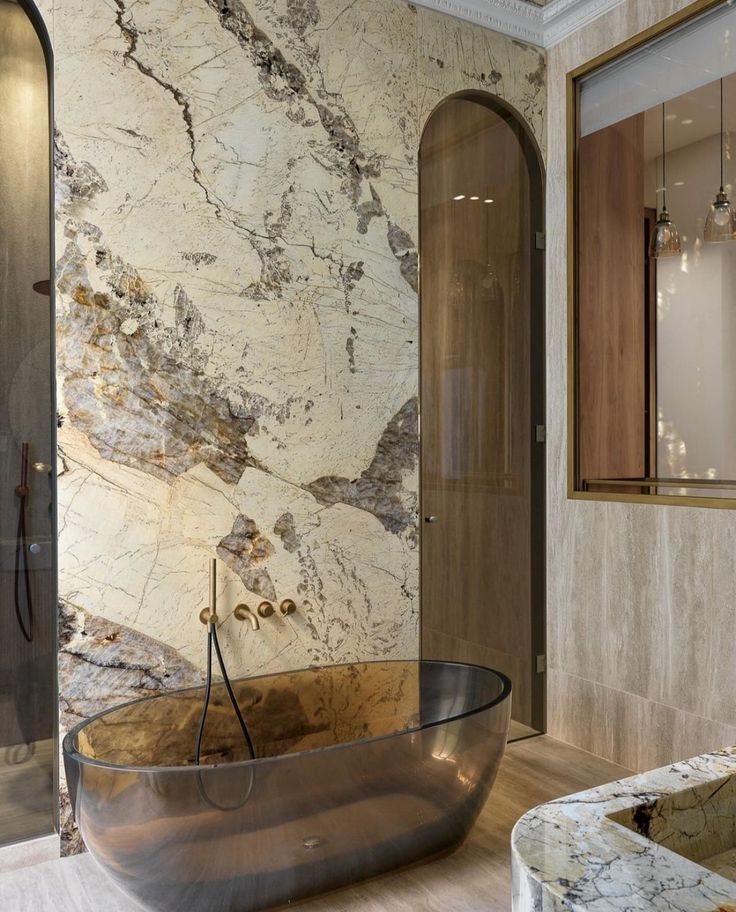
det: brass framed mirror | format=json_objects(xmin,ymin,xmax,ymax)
[{"xmin": 568, "ymin": 0, "xmax": 736, "ymax": 508}]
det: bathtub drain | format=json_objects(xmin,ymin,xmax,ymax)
[{"xmin": 303, "ymin": 835, "xmax": 326, "ymax": 850}]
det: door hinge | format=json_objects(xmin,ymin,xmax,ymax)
[
  {"xmin": 535, "ymin": 424, "xmax": 546, "ymax": 443},
  {"xmin": 536, "ymin": 654, "xmax": 546, "ymax": 674},
  {"xmin": 535, "ymin": 231, "xmax": 546, "ymax": 250}
]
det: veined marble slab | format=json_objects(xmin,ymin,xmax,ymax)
[{"xmin": 512, "ymin": 746, "xmax": 736, "ymax": 912}]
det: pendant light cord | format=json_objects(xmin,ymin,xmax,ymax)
[
  {"xmin": 721, "ymin": 78, "xmax": 725, "ymax": 191},
  {"xmin": 662, "ymin": 102, "xmax": 667, "ymax": 211}
]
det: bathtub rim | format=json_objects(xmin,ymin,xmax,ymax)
[{"xmin": 62, "ymin": 658, "xmax": 512, "ymax": 775}]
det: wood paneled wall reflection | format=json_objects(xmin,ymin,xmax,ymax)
[
  {"xmin": 577, "ymin": 114, "xmax": 647, "ymax": 484},
  {"xmin": 420, "ymin": 97, "xmax": 545, "ymax": 732}
]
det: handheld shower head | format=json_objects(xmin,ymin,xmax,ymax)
[{"xmin": 198, "ymin": 557, "xmax": 219, "ymax": 626}]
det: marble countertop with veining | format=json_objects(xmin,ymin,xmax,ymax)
[{"xmin": 512, "ymin": 747, "xmax": 736, "ymax": 912}]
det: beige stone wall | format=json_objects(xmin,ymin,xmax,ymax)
[{"xmin": 546, "ymin": 0, "xmax": 736, "ymax": 771}]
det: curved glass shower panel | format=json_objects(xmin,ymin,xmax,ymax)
[{"xmin": 0, "ymin": 0, "xmax": 55, "ymax": 845}]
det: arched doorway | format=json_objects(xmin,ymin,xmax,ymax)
[
  {"xmin": 0, "ymin": 0, "xmax": 56, "ymax": 843},
  {"xmin": 419, "ymin": 93, "xmax": 546, "ymax": 739}
]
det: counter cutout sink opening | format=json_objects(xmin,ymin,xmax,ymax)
[
  {"xmin": 609, "ymin": 771, "xmax": 736, "ymax": 883},
  {"xmin": 512, "ymin": 746, "xmax": 736, "ymax": 912}
]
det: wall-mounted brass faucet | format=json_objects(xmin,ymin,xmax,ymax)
[
  {"xmin": 199, "ymin": 560, "xmax": 293, "ymax": 631},
  {"xmin": 231, "ymin": 595, "xmax": 299, "ymax": 628},
  {"xmin": 234, "ymin": 600, "xmax": 279, "ymax": 629},
  {"xmin": 234, "ymin": 603, "xmax": 261, "ymax": 630}
]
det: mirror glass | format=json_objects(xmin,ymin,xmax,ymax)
[{"xmin": 574, "ymin": 1, "xmax": 736, "ymax": 501}]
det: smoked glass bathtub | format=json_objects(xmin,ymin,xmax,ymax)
[{"xmin": 63, "ymin": 660, "xmax": 511, "ymax": 912}]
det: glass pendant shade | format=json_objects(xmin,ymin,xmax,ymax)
[
  {"xmin": 704, "ymin": 80, "xmax": 736, "ymax": 244},
  {"xmin": 704, "ymin": 188, "xmax": 736, "ymax": 242},
  {"xmin": 649, "ymin": 208, "xmax": 682, "ymax": 258},
  {"xmin": 650, "ymin": 102, "xmax": 681, "ymax": 260}
]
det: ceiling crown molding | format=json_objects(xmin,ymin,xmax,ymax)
[{"xmin": 410, "ymin": 0, "xmax": 627, "ymax": 49}]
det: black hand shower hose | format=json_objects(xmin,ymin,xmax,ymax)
[
  {"xmin": 194, "ymin": 597, "xmax": 257, "ymax": 811},
  {"xmin": 195, "ymin": 622, "xmax": 256, "ymax": 763},
  {"xmin": 14, "ymin": 442, "xmax": 33, "ymax": 642}
]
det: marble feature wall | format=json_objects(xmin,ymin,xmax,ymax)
[
  {"xmin": 42, "ymin": 0, "xmax": 545, "ymax": 848},
  {"xmin": 546, "ymin": 0, "xmax": 736, "ymax": 773}
]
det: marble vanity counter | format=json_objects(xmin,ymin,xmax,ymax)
[{"xmin": 512, "ymin": 747, "xmax": 736, "ymax": 912}]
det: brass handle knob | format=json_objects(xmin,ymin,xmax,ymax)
[
  {"xmin": 257, "ymin": 601, "xmax": 275, "ymax": 618},
  {"xmin": 425, "ymin": 515, "xmax": 438, "ymax": 523},
  {"xmin": 279, "ymin": 599, "xmax": 297, "ymax": 617}
]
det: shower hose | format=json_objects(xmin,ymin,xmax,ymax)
[
  {"xmin": 14, "ymin": 442, "xmax": 33, "ymax": 643},
  {"xmin": 194, "ymin": 622, "xmax": 257, "ymax": 810}
]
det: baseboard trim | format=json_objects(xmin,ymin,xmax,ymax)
[{"xmin": 0, "ymin": 832, "xmax": 59, "ymax": 873}]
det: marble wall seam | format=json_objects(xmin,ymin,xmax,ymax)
[
  {"xmin": 548, "ymin": 670, "xmax": 736, "ymax": 773},
  {"xmin": 550, "ymin": 665, "xmax": 736, "ymax": 736}
]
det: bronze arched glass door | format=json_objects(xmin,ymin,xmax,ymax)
[{"xmin": 420, "ymin": 94, "xmax": 545, "ymax": 739}]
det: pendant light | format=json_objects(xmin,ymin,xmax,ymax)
[
  {"xmin": 704, "ymin": 78, "xmax": 736, "ymax": 243},
  {"xmin": 649, "ymin": 102, "xmax": 682, "ymax": 259}
]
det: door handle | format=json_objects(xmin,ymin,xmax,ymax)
[{"xmin": 424, "ymin": 515, "xmax": 438, "ymax": 523}]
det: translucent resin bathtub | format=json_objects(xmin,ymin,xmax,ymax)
[{"xmin": 63, "ymin": 660, "xmax": 511, "ymax": 912}]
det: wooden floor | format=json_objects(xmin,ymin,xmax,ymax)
[
  {"xmin": 298, "ymin": 735, "xmax": 631, "ymax": 912},
  {"xmin": 0, "ymin": 738, "xmax": 55, "ymax": 847}
]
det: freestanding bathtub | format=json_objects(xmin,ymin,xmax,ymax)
[{"xmin": 63, "ymin": 659, "xmax": 511, "ymax": 912}]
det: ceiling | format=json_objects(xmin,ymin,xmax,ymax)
[
  {"xmin": 410, "ymin": 0, "xmax": 626, "ymax": 49},
  {"xmin": 643, "ymin": 74, "xmax": 736, "ymax": 163}
]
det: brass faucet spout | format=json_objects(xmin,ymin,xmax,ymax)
[{"xmin": 234, "ymin": 603, "xmax": 260, "ymax": 631}]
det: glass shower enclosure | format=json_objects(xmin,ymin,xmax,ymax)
[{"xmin": 0, "ymin": 0, "xmax": 56, "ymax": 846}]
